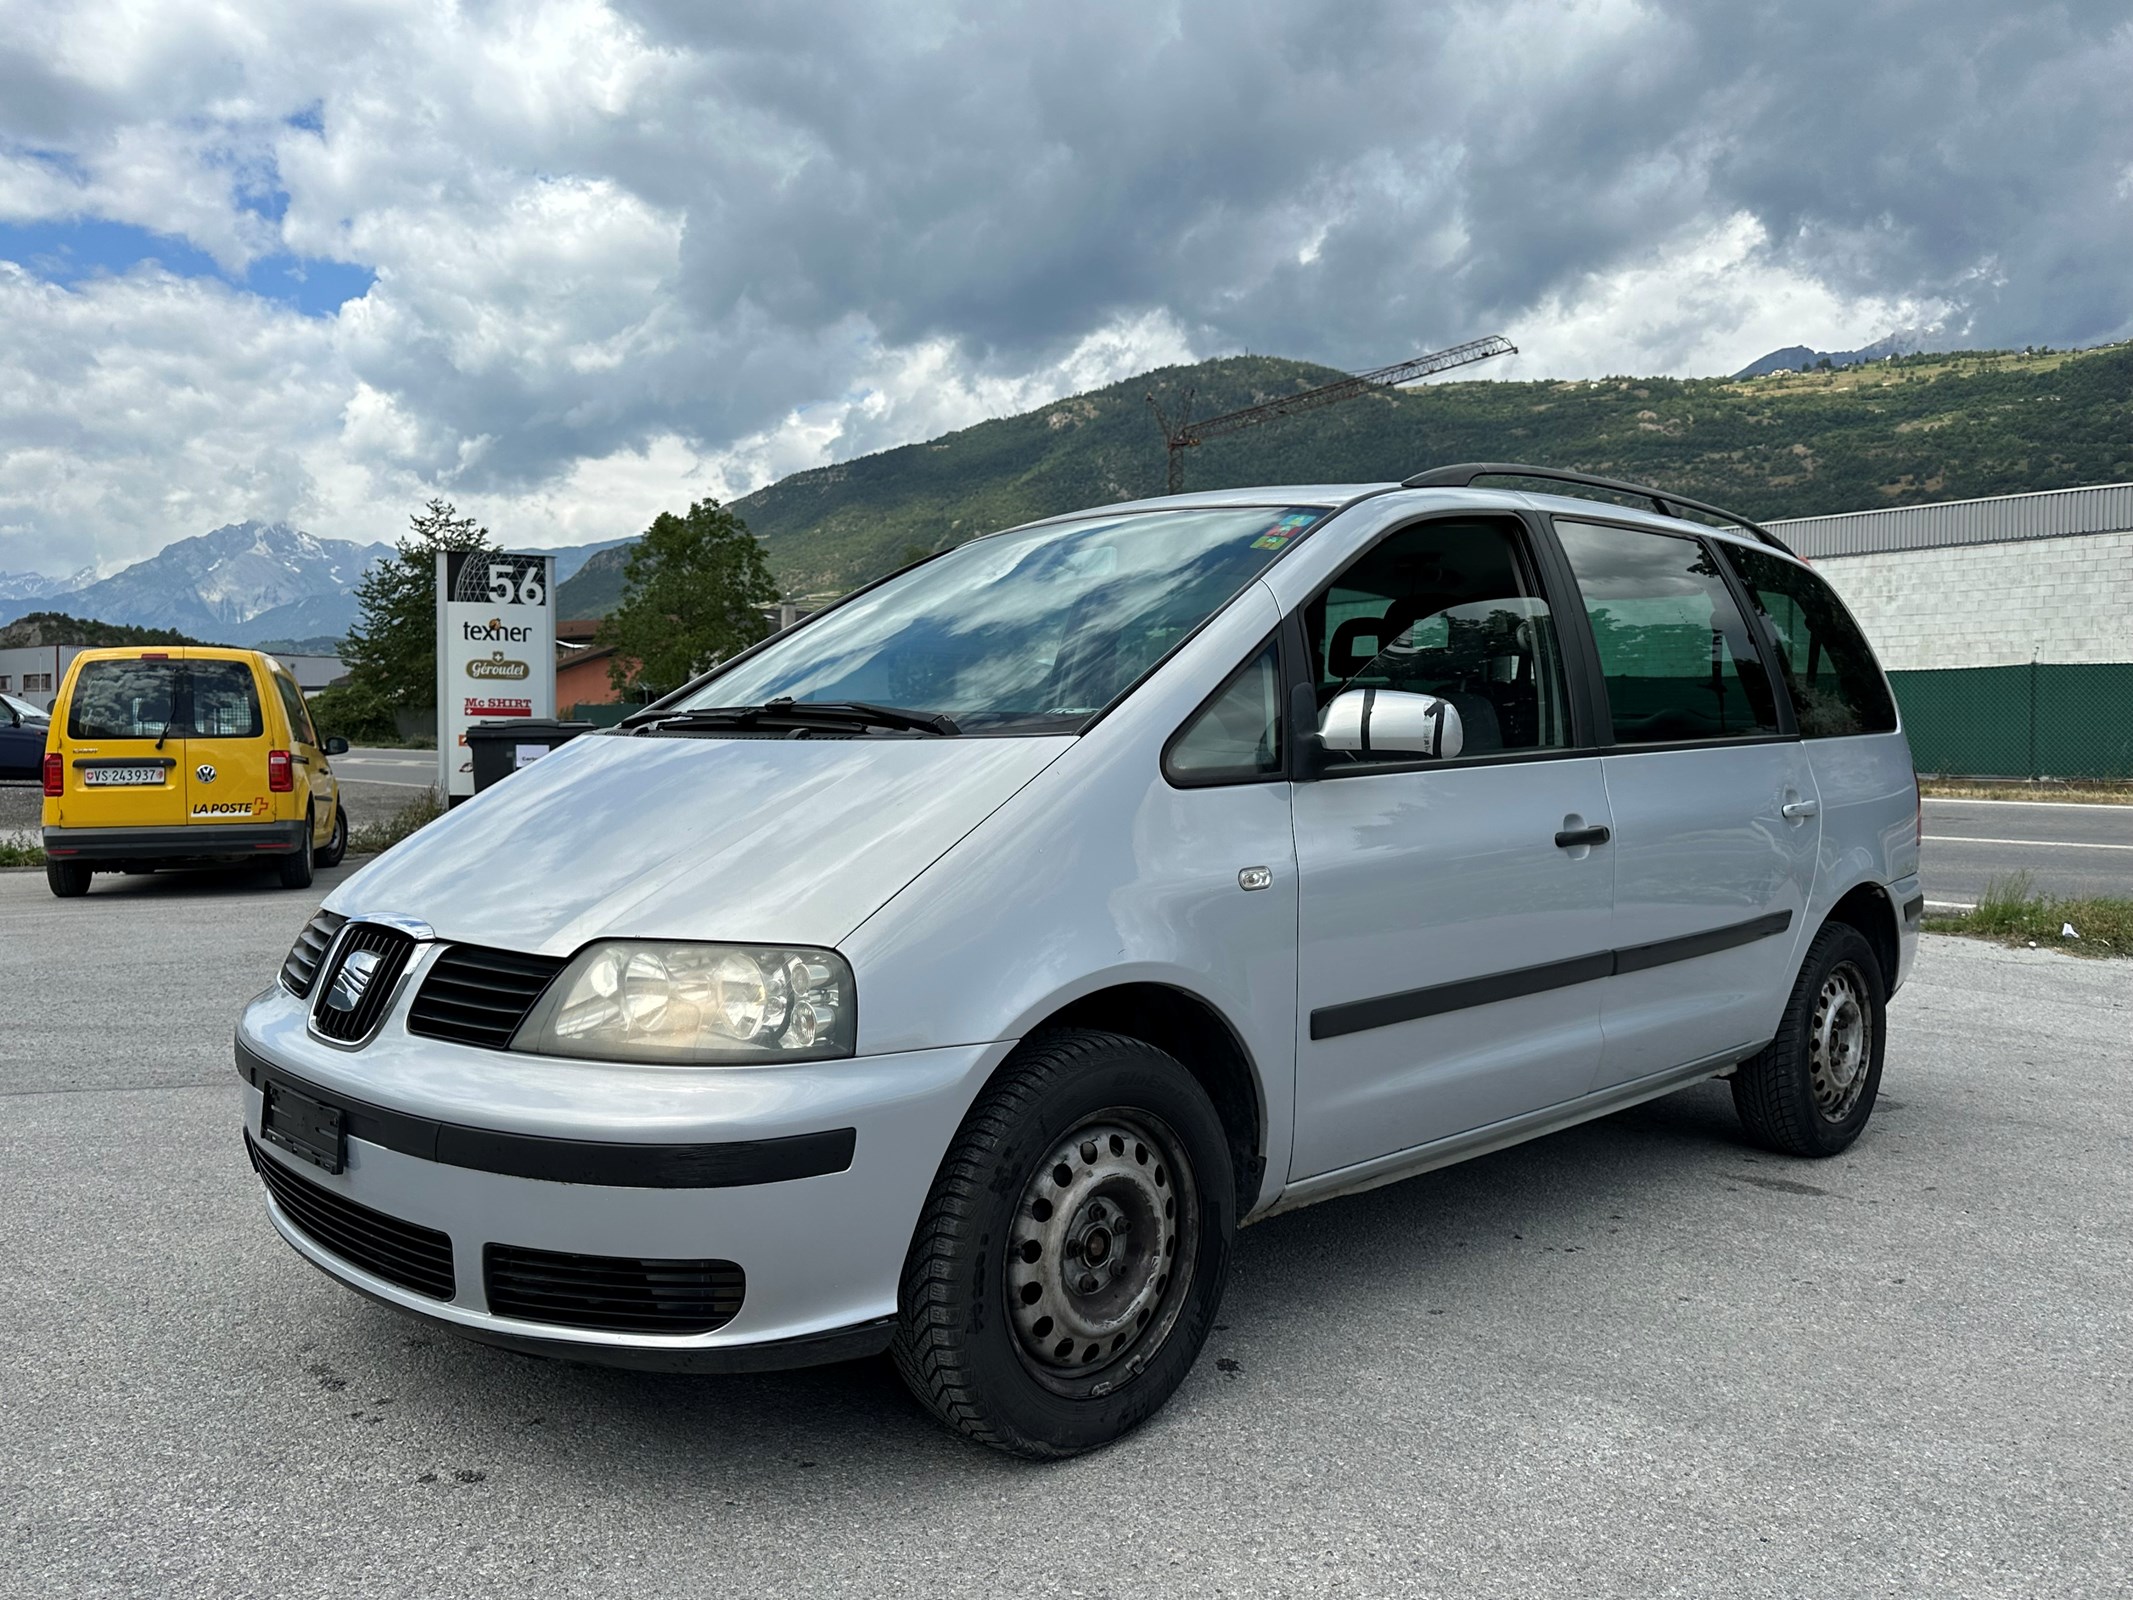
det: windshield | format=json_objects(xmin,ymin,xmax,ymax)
[{"xmin": 673, "ymin": 505, "xmax": 1323, "ymax": 732}]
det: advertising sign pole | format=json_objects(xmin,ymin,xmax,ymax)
[{"xmin": 436, "ymin": 550, "xmax": 558, "ymax": 803}]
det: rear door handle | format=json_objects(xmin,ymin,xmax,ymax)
[
  {"xmin": 1554, "ymin": 825, "xmax": 1611, "ymax": 849},
  {"xmin": 1781, "ymin": 799, "xmax": 1819, "ymax": 820}
]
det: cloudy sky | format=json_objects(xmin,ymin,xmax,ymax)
[{"xmin": 3, "ymin": 0, "xmax": 2129, "ymax": 577}]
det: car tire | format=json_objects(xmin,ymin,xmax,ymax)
[
  {"xmin": 278, "ymin": 809, "xmax": 317, "ymax": 890},
  {"xmin": 1732, "ymin": 921, "xmax": 1886, "ymax": 1157},
  {"xmin": 315, "ymin": 803, "xmax": 347, "ymax": 868},
  {"xmin": 891, "ymin": 1029, "xmax": 1236, "ymax": 1459},
  {"xmin": 46, "ymin": 858, "xmax": 91, "ymax": 898}
]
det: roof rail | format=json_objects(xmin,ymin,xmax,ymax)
[{"xmin": 1400, "ymin": 462, "xmax": 1796, "ymax": 555}]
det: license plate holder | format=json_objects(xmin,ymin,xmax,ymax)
[{"xmin": 261, "ymin": 1080, "xmax": 346, "ymax": 1175}]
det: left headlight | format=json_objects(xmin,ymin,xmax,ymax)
[{"xmin": 511, "ymin": 941, "xmax": 856, "ymax": 1064}]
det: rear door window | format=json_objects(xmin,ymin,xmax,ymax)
[
  {"xmin": 188, "ymin": 661, "xmax": 264, "ymax": 737},
  {"xmin": 1553, "ymin": 519, "xmax": 1781, "ymax": 744},
  {"xmin": 67, "ymin": 659, "xmax": 180, "ymax": 740},
  {"xmin": 1720, "ymin": 546, "xmax": 1897, "ymax": 736}
]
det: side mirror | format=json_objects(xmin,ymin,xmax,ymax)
[
  {"xmin": 323, "ymin": 736, "xmax": 350, "ymax": 756},
  {"xmin": 1319, "ymin": 688, "xmax": 1464, "ymax": 760}
]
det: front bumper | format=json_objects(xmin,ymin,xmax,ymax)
[
  {"xmin": 237, "ymin": 981, "xmax": 1009, "ymax": 1366},
  {"xmin": 45, "ymin": 820, "xmax": 306, "ymax": 860}
]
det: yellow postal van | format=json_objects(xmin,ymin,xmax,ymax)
[{"xmin": 41, "ymin": 647, "xmax": 348, "ymax": 898}]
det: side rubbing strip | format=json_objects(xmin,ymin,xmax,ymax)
[
  {"xmin": 1310, "ymin": 910, "xmax": 1795, "ymax": 1041},
  {"xmin": 1612, "ymin": 910, "xmax": 1794, "ymax": 975}
]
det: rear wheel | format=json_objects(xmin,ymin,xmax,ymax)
[
  {"xmin": 1732, "ymin": 921, "xmax": 1886, "ymax": 1156},
  {"xmin": 892, "ymin": 1029, "xmax": 1235, "ymax": 1458},
  {"xmin": 46, "ymin": 858, "xmax": 91, "ymax": 898},
  {"xmin": 277, "ymin": 809, "xmax": 317, "ymax": 890},
  {"xmin": 314, "ymin": 802, "xmax": 347, "ymax": 868}
]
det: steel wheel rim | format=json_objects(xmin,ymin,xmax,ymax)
[
  {"xmin": 1810, "ymin": 961, "xmax": 1872, "ymax": 1122},
  {"xmin": 1005, "ymin": 1108, "xmax": 1199, "ymax": 1396}
]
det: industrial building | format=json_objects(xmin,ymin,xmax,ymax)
[{"xmin": 1769, "ymin": 482, "xmax": 2133, "ymax": 778}]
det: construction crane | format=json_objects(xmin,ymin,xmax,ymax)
[{"xmin": 1146, "ymin": 334, "xmax": 1517, "ymax": 494}]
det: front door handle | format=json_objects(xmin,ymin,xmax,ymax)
[
  {"xmin": 1781, "ymin": 799, "xmax": 1820, "ymax": 820},
  {"xmin": 1554, "ymin": 825, "xmax": 1611, "ymax": 849}
]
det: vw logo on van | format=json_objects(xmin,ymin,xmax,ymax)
[
  {"xmin": 326, "ymin": 949, "xmax": 382, "ymax": 1014},
  {"xmin": 195, "ymin": 763, "xmax": 217, "ymax": 783}
]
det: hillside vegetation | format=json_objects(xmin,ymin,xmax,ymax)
[
  {"xmin": 560, "ymin": 341, "xmax": 2133, "ymax": 614},
  {"xmin": 0, "ymin": 612, "xmax": 214, "ymax": 649}
]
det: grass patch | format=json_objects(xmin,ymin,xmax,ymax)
[
  {"xmin": 1919, "ymin": 779, "xmax": 2133, "ymax": 805},
  {"xmin": 1922, "ymin": 872, "xmax": 2133, "ymax": 958},
  {"xmin": 348, "ymin": 788, "xmax": 446, "ymax": 857},
  {"xmin": 0, "ymin": 841, "xmax": 44, "ymax": 868}
]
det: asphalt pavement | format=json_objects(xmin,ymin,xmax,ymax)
[
  {"xmin": 1921, "ymin": 796, "xmax": 2133, "ymax": 906},
  {"xmin": 2, "ymin": 866, "xmax": 2127, "ymax": 1598}
]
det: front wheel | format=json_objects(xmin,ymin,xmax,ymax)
[
  {"xmin": 314, "ymin": 802, "xmax": 347, "ymax": 868},
  {"xmin": 1732, "ymin": 921, "xmax": 1886, "ymax": 1157},
  {"xmin": 892, "ymin": 1029, "xmax": 1236, "ymax": 1458}
]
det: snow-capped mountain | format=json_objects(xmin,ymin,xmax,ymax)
[
  {"xmin": 0, "ymin": 523, "xmax": 393, "ymax": 643},
  {"xmin": 0, "ymin": 524, "xmax": 639, "ymax": 644},
  {"xmin": 0, "ymin": 565, "xmax": 97, "ymax": 604}
]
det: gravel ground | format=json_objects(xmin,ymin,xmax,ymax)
[{"xmin": 1, "ymin": 876, "xmax": 2127, "ymax": 1598}]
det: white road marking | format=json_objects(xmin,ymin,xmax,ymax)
[
  {"xmin": 1922, "ymin": 835, "xmax": 2133, "ymax": 851},
  {"xmin": 1923, "ymin": 797, "xmax": 2133, "ymax": 812},
  {"xmin": 1923, "ymin": 900, "xmax": 1977, "ymax": 913}
]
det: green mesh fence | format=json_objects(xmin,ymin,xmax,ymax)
[{"xmin": 1890, "ymin": 663, "xmax": 2133, "ymax": 779}]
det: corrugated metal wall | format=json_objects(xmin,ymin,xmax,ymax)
[{"xmin": 1771, "ymin": 482, "xmax": 2133, "ymax": 558}]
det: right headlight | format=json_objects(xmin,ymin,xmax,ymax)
[{"xmin": 511, "ymin": 940, "xmax": 856, "ymax": 1064}]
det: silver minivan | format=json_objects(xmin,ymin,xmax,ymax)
[{"xmin": 237, "ymin": 465, "xmax": 1922, "ymax": 1457}]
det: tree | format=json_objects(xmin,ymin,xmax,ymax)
[
  {"xmin": 599, "ymin": 499, "xmax": 777, "ymax": 695},
  {"xmin": 329, "ymin": 499, "xmax": 495, "ymax": 739}
]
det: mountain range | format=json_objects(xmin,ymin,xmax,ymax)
[
  {"xmin": 559, "ymin": 338, "xmax": 2133, "ymax": 614},
  {"xmin": 10, "ymin": 340, "xmax": 2130, "ymax": 637},
  {"xmin": 0, "ymin": 526, "xmax": 634, "ymax": 646},
  {"xmin": 1731, "ymin": 333, "xmax": 1933, "ymax": 379}
]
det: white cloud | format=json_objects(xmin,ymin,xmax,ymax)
[
  {"xmin": 1501, "ymin": 212, "xmax": 1955, "ymax": 379},
  {"xmin": 0, "ymin": 0, "xmax": 2127, "ymax": 577}
]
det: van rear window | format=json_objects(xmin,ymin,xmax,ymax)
[{"xmin": 66, "ymin": 659, "xmax": 263, "ymax": 740}]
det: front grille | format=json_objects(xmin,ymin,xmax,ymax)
[
  {"xmin": 280, "ymin": 910, "xmax": 348, "ymax": 998},
  {"xmin": 407, "ymin": 944, "xmax": 566, "ymax": 1050},
  {"xmin": 484, "ymin": 1244, "xmax": 745, "ymax": 1334},
  {"xmin": 309, "ymin": 923, "xmax": 417, "ymax": 1043},
  {"xmin": 249, "ymin": 1135, "xmax": 456, "ymax": 1300}
]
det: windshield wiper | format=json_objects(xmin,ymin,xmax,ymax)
[{"xmin": 630, "ymin": 698, "xmax": 960, "ymax": 737}]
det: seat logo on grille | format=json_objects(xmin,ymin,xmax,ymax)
[{"xmin": 327, "ymin": 948, "xmax": 383, "ymax": 1014}]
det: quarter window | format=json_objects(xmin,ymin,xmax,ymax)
[
  {"xmin": 1301, "ymin": 518, "xmax": 1574, "ymax": 764},
  {"xmin": 1166, "ymin": 641, "xmax": 1284, "ymax": 783},
  {"xmin": 272, "ymin": 672, "xmax": 318, "ymax": 746},
  {"xmin": 1554, "ymin": 520, "xmax": 1781, "ymax": 744},
  {"xmin": 1721, "ymin": 546, "xmax": 1896, "ymax": 737}
]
